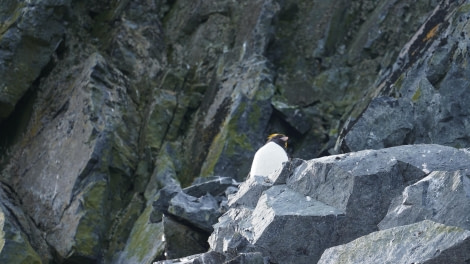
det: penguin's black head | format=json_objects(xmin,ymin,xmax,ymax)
[{"xmin": 267, "ymin": 133, "xmax": 288, "ymax": 149}]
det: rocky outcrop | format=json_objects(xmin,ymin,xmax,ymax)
[
  {"xmin": 336, "ymin": 0, "xmax": 470, "ymax": 152},
  {"xmin": 203, "ymin": 144, "xmax": 470, "ymax": 263},
  {"xmin": 0, "ymin": 183, "xmax": 47, "ymax": 264},
  {"xmin": 151, "ymin": 177, "xmax": 238, "ymax": 259},
  {"xmin": 1, "ymin": 0, "xmax": 470, "ymax": 263},
  {"xmin": 3, "ymin": 52, "xmax": 141, "ymax": 263},
  {"xmin": 0, "ymin": 0, "xmax": 66, "ymax": 122}
]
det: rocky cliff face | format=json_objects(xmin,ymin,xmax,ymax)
[{"xmin": 0, "ymin": 0, "xmax": 469, "ymax": 263}]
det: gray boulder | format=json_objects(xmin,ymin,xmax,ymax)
[
  {"xmin": 211, "ymin": 185, "xmax": 344, "ymax": 263},
  {"xmin": 153, "ymin": 177, "xmax": 238, "ymax": 232},
  {"xmin": 318, "ymin": 220, "xmax": 470, "ymax": 264},
  {"xmin": 167, "ymin": 192, "xmax": 220, "ymax": 232},
  {"xmin": 152, "ymin": 185, "xmax": 183, "ymax": 216},
  {"xmin": 207, "ymin": 144, "xmax": 470, "ymax": 263},
  {"xmin": 152, "ymin": 177, "xmax": 239, "ymax": 259},
  {"xmin": 287, "ymin": 144, "xmax": 470, "ymax": 244},
  {"xmin": 379, "ymin": 170, "xmax": 470, "ymax": 231},
  {"xmin": 339, "ymin": 96, "xmax": 415, "ymax": 151},
  {"xmin": 245, "ymin": 185, "xmax": 343, "ymax": 264}
]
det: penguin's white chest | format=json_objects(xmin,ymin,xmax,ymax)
[{"xmin": 249, "ymin": 142, "xmax": 288, "ymax": 177}]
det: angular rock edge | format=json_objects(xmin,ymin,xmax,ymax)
[{"xmin": 157, "ymin": 144, "xmax": 470, "ymax": 264}]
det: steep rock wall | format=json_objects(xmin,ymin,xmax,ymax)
[{"xmin": 0, "ymin": 0, "xmax": 468, "ymax": 263}]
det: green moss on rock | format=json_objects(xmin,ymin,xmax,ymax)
[
  {"xmin": 411, "ymin": 87, "xmax": 421, "ymax": 102},
  {"xmin": 0, "ymin": 1, "xmax": 24, "ymax": 35},
  {"xmin": 457, "ymin": 3, "xmax": 470, "ymax": 14},
  {"xmin": 0, "ymin": 209, "xmax": 42, "ymax": 264},
  {"xmin": 74, "ymin": 180, "xmax": 108, "ymax": 258},
  {"xmin": 115, "ymin": 203, "xmax": 165, "ymax": 263}
]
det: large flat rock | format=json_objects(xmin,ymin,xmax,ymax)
[{"xmin": 318, "ymin": 220, "xmax": 470, "ymax": 264}]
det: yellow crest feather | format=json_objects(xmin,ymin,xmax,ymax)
[
  {"xmin": 267, "ymin": 133, "xmax": 283, "ymax": 140},
  {"xmin": 267, "ymin": 133, "xmax": 288, "ymax": 149}
]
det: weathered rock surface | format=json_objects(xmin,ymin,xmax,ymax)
[
  {"xmin": 336, "ymin": 0, "xmax": 470, "ymax": 152},
  {"xmin": 1, "ymin": 0, "xmax": 470, "ymax": 263},
  {"xmin": 379, "ymin": 170, "xmax": 470, "ymax": 231},
  {"xmin": 0, "ymin": 0, "xmax": 66, "ymax": 122},
  {"xmin": 113, "ymin": 204, "xmax": 165, "ymax": 264},
  {"xmin": 154, "ymin": 177, "xmax": 238, "ymax": 232},
  {"xmin": 0, "ymin": 183, "xmax": 47, "ymax": 264},
  {"xmin": 206, "ymin": 144, "xmax": 470, "ymax": 263},
  {"xmin": 152, "ymin": 177, "xmax": 239, "ymax": 259},
  {"xmin": 13, "ymin": 52, "xmax": 140, "ymax": 262},
  {"xmin": 318, "ymin": 220, "xmax": 470, "ymax": 264}
]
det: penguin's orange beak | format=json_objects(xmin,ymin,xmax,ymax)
[{"xmin": 281, "ymin": 136, "xmax": 288, "ymax": 141}]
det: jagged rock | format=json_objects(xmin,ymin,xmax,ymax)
[
  {"xmin": 194, "ymin": 56, "xmax": 276, "ymax": 182},
  {"xmin": 0, "ymin": 207, "xmax": 42, "ymax": 264},
  {"xmin": 152, "ymin": 177, "xmax": 239, "ymax": 259},
  {"xmin": 0, "ymin": 0, "xmax": 66, "ymax": 121},
  {"xmin": 2, "ymin": 52, "xmax": 141, "ymax": 262},
  {"xmin": 339, "ymin": 96, "xmax": 415, "ymax": 151},
  {"xmin": 154, "ymin": 250, "xmax": 226, "ymax": 264},
  {"xmin": 154, "ymin": 251, "xmax": 267, "ymax": 264},
  {"xmin": 271, "ymin": 0, "xmax": 437, "ymax": 150},
  {"xmin": 227, "ymin": 175, "xmax": 272, "ymax": 209},
  {"xmin": 152, "ymin": 185, "xmax": 215, "ymax": 260},
  {"xmin": 113, "ymin": 204, "xmax": 165, "ymax": 264},
  {"xmin": 152, "ymin": 185, "xmax": 183, "ymax": 216},
  {"xmin": 168, "ymin": 192, "xmax": 220, "ymax": 232},
  {"xmin": 379, "ymin": 170, "xmax": 470, "ymax": 231},
  {"xmin": 207, "ymin": 144, "xmax": 470, "ymax": 263},
  {"xmin": 143, "ymin": 89, "xmax": 185, "ymax": 152},
  {"xmin": 211, "ymin": 184, "xmax": 344, "ymax": 264},
  {"xmin": 223, "ymin": 252, "xmax": 266, "ymax": 264},
  {"xmin": 153, "ymin": 177, "xmax": 238, "ymax": 232},
  {"xmin": 269, "ymin": 158, "xmax": 304, "ymax": 184},
  {"xmin": 185, "ymin": 176, "xmax": 240, "ymax": 215},
  {"xmin": 2, "ymin": 0, "xmax": 470, "ymax": 263},
  {"xmin": 166, "ymin": 0, "xmax": 283, "ymax": 184},
  {"xmin": 287, "ymin": 144, "xmax": 470, "ymax": 244},
  {"xmin": 248, "ymin": 185, "xmax": 344, "ymax": 264},
  {"xmin": 145, "ymin": 142, "xmax": 182, "ymax": 201},
  {"xmin": 318, "ymin": 220, "xmax": 470, "ymax": 264},
  {"xmin": 336, "ymin": 1, "xmax": 470, "ymax": 153},
  {"xmin": 206, "ymin": 207, "xmax": 254, "ymax": 257},
  {"xmin": 0, "ymin": 184, "xmax": 46, "ymax": 263}
]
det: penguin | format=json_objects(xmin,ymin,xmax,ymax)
[{"xmin": 249, "ymin": 133, "xmax": 289, "ymax": 177}]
